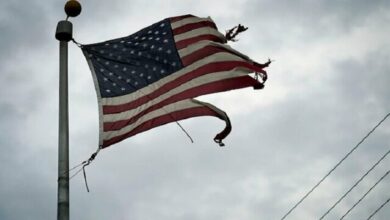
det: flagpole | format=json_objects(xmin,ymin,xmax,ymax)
[{"xmin": 55, "ymin": 1, "xmax": 81, "ymax": 220}]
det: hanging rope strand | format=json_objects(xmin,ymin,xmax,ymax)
[
  {"xmin": 339, "ymin": 169, "xmax": 390, "ymax": 220},
  {"xmin": 366, "ymin": 197, "xmax": 390, "ymax": 220},
  {"xmin": 67, "ymin": 146, "xmax": 101, "ymax": 193},
  {"xmin": 280, "ymin": 113, "xmax": 390, "ymax": 220},
  {"xmin": 81, "ymin": 146, "xmax": 101, "ymax": 192},
  {"xmin": 319, "ymin": 148, "xmax": 390, "ymax": 220},
  {"xmin": 174, "ymin": 121, "xmax": 194, "ymax": 143},
  {"xmin": 83, "ymin": 165, "xmax": 90, "ymax": 192}
]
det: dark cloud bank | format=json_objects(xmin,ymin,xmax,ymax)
[{"xmin": 0, "ymin": 0, "xmax": 389, "ymax": 219}]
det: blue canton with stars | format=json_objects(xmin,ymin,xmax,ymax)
[{"xmin": 82, "ymin": 19, "xmax": 183, "ymax": 98}]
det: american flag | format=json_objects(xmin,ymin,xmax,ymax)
[{"xmin": 82, "ymin": 14, "xmax": 269, "ymax": 148}]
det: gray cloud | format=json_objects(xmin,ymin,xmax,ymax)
[{"xmin": 0, "ymin": 0, "xmax": 389, "ymax": 220}]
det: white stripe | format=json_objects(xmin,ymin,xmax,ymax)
[
  {"xmin": 83, "ymin": 51, "xmax": 105, "ymax": 146},
  {"xmin": 102, "ymin": 52, "xmax": 245, "ymax": 106},
  {"xmin": 174, "ymin": 27, "xmax": 225, "ymax": 42},
  {"xmin": 171, "ymin": 17, "xmax": 213, "ymax": 29},
  {"xmin": 103, "ymin": 99, "xmax": 204, "ymax": 140},
  {"xmin": 103, "ymin": 67, "xmax": 253, "ymax": 125},
  {"xmin": 178, "ymin": 40, "xmax": 250, "ymax": 60}
]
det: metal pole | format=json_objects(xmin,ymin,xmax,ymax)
[
  {"xmin": 55, "ymin": 1, "xmax": 81, "ymax": 220},
  {"xmin": 56, "ymin": 20, "xmax": 72, "ymax": 220}
]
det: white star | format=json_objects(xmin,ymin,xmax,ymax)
[
  {"xmin": 135, "ymin": 82, "xmax": 139, "ymax": 85},
  {"xmin": 121, "ymin": 87, "xmax": 126, "ymax": 91},
  {"xmin": 138, "ymin": 52, "xmax": 142, "ymax": 56},
  {"xmin": 122, "ymin": 48, "xmax": 127, "ymax": 52},
  {"xmin": 141, "ymin": 36, "xmax": 146, "ymax": 40},
  {"xmin": 112, "ymin": 83, "xmax": 117, "ymax": 86},
  {"xmin": 158, "ymin": 47, "xmax": 163, "ymax": 51},
  {"xmin": 105, "ymin": 43, "xmax": 110, "ymax": 46},
  {"xmin": 160, "ymin": 70, "xmax": 165, "ymax": 74},
  {"xmin": 126, "ymin": 79, "xmax": 131, "ymax": 83},
  {"xmin": 140, "ymin": 73, "xmax": 144, "ymax": 77},
  {"xmin": 154, "ymin": 31, "xmax": 159, "ymax": 35},
  {"xmin": 147, "ymin": 75, "xmax": 152, "ymax": 80},
  {"xmin": 100, "ymin": 50, "xmax": 104, "ymax": 54},
  {"xmin": 156, "ymin": 37, "xmax": 160, "ymax": 41},
  {"xmin": 160, "ymin": 23, "xmax": 165, "ymax": 27},
  {"xmin": 163, "ymin": 39, "xmax": 169, "ymax": 43},
  {"xmin": 113, "ymin": 44, "xmax": 118, "ymax": 48},
  {"xmin": 172, "ymin": 62, "xmax": 177, "ymax": 67},
  {"xmin": 155, "ymin": 57, "xmax": 160, "ymax": 61},
  {"xmin": 148, "ymin": 37, "xmax": 153, "ymax": 40},
  {"xmin": 131, "ymin": 70, "xmax": 136, "ymax": 74},
  {"xmin": 162, "ymin": 32, "xmax": 167, "ymax": 35},
  {"xmin": 150, "ymin": 45, "xmax": 155, "ymax": 49},
  {"xmin": 127, "ymin": 41, "xmax": 132, "ymax": 44},
  {"xmin": 120, "ymin": 40, "xmax": 125, "ymax": 43},
  {"xmin": 117, "ymin": 55, "xmax": 122, "ymax": 60},
  {"xmin": 135, "ymin": 42, "xmax": 139, "ymax": 46},
  {"xmin": 100, "ymin": 68, "xmax": 104, "ymax": 72},
  {"xmin": 123, "ymin": 67, "xmax": 127, "ymax": 71},
  {"xmin": 103, "ymin": 77, "xmax": 108, "ymax": 81},
  {"xmin": 148, "ymin": 30, "xmax": 152, "ymax": 34},
  {"xmin": 152, "ymin": 67, "xmax": 157, "ymax": 71},
  {"xmin": 114, "ymin": 64, "xmax": 119, "ymax": 68},
  {"xmin": 143, "ymin": 43, "xmax": 148, "ymax": 48},
  {"xmin": 163, "ymin": 59, "xmax": 167, "ymax": 64},
  {"xmin": 105, "ymin": 61, "xmax": 110, "ymax": 65},
  {"xmin": 96, "ymin": 58, "xmax": 100, "ymax": 61},
  {"xmin": 118, "ymin": 76, "xmax": 122, "ymax": 79},
  {"xmin": 106, "ymin": 89, "xmax": 111, "ymax": 93},
  {"xmin": 130, "ymin": 50, "xmax": 135, "ymax": 54},
  {"xmin": 109, "ymin": 53, "xmax": 113, "ymax": 57},
  {"xmin": 109, "ymin": 72, "xmax": 113, "ymax": 76},
  {"xmin": 134, "ymin": 36, "xmax": 139, "ymax": 40},
  {"xmin": 144, "ymin": 64, "xmax": 149, "ymax": 68},
  {"xmin": 88, "ymin": 54, "xmax": 93, "ymax": 58},
  {"xmin": 166, "ymin": 49, "xmax": 171, "ymax": 54}
]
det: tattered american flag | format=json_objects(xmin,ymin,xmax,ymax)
[{"xmin": 81, "ymin": 14, "xmax": 269, "ymax": 148}]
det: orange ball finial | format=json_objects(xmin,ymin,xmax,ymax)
[{"xmin": 64, "ymin": 0, "xmax": 82, "ymax": 17}]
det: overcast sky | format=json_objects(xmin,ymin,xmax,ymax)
[{"xmin": 0, "ymin": 0, "xmax": 389, "ymax": 219}]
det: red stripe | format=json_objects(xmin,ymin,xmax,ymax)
[
  {"xmin": 172, "ymin": 21, "xmax": 217, "ymax": 35},
  {"xmin": 102, "ymin": 105, "xmax": 221, "ymax": 148},
  {"xmin": 176, "ymin": 35, "xmax": 225, "ymax": 50},
  {"xmin": 182, "ymin": 45, "xmax": 253, "ymax": 66},
  {"xmin": 103, "ymin": 61, "xmax": 264, "ymax": 114},
  {"xmin": 103, "ymin": 76, "xmax": 261, "ymax": 132},
  {"xmin": 170, "ymin": 14, "xmax": 195, "ymax": 23}
]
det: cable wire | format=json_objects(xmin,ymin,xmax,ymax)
[
  {"xmin": 367, "ymin": 197, "xmax": 390, "ymax": 220},
  {"xmin": 339, "ymin": 169, "xmax": 390, "ymax": 219},
  {"xmin": 319, "ymin": 148, "xmax": 390, "ymax": 219},
  {"xmin": 280, "ymin": 113, "xmax": 390, "ymax": 220}
]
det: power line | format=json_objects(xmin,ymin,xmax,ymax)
[
  {"xmin": 339, "ymin": 169, "xmax": 390, "ymax": 220},
  {"xmin": 280, "ymin": 113, "xmax": 390, "ymax": 220},
  {"xmin": 367, "ymin": 197, "xmax": 390, "ymax": 220},
  {"xmin": 319, "ymin": 148, "xmax": 390, "ymax": 219}
]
